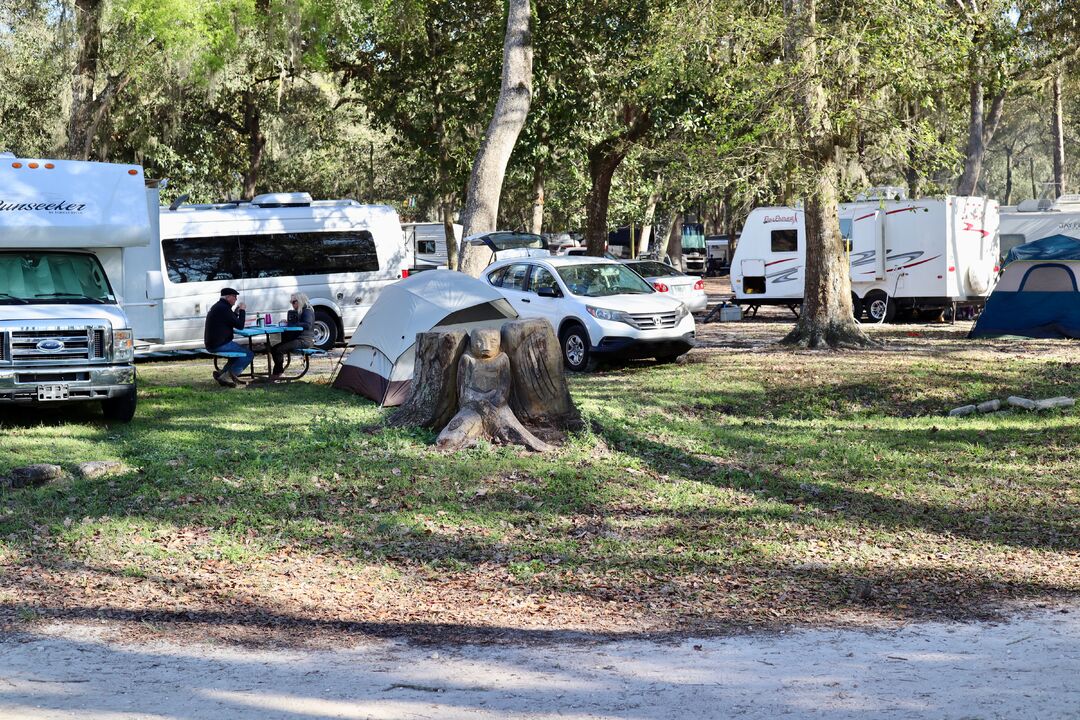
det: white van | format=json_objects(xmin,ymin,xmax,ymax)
[
  {"xmin": 730, "ymin": 193, "xmax": 1000, "ymax": 322},
  {"xmin": 999, "ymin": 195, "xmax": 1080, "ymax": 260},
  {"xmin": 146, "ymin": 194, "xmax": 411, "ymax": 351},
  {"xmin": 0, "ymin": 157, "xmax": 164, "ymax": 421}
]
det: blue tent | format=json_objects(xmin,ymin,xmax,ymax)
[
  {"xmin": 969, "ymin": 258, "xmax": 1080, "ymax": 339},
  {"xmin": 1004, "ymin": 234, "xmax": 1080, "ymax": 265}
]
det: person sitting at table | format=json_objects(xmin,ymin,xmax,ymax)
[
  {"xmin": 204, "ymin": 287, "xmax": 254, "ymax": 388},
  {"xmin": 269, "ymin": 292, "xmax": 316, "ymax": 381}
]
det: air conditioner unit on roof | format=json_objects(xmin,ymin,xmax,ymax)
[{"xmin": 251, "ymin": 192, "xmax": 312, "ymax": 207}]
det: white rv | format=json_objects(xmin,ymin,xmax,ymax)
[
  {"xmin": 730, "ymin": 193, "xmax": 1000, "ymax": 322},
  {"xmin": 403, "ymin": 221, "xmax": 462, "ymax": 271},
  {"xmin": 0, "ymin": 157, "xmax": 164, "ymax": 422},
  {"xmin": 999, "ymin": 195, "xmax": 1080, "ymax": 260},
  {"xmin": 147, "ymin": 194, "xmax": 412, "ymax": 351}
]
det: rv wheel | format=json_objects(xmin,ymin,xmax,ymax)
[
  {"xmin": 312, "ymin": 309, "xmax": 339, "ymax": 350},
  {"xmin": 864, "ymin": 290, "xmax": 896, "ymax": 323}
]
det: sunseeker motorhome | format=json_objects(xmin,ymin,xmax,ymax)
[
  {"xmin": 0, "ymin": 157, "xmax": 163, "ymax": 421},
  {"xmin": 730, "ymin": 191, "xmax": 1000, "ymax": 322}
]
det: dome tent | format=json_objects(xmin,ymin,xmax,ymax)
[
  {"xmin": 333, "ymin": 270, "xmax": 518, "ymax": 405},
  {"xmin": 969, "ymin": 238, "xmax": 1080, "ymax": 339}
]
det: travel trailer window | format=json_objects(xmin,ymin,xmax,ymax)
[
  {"xmin": 161, "ymin": 236, "xmax": 242, "ymax": 283},
  {"xmin": 241, "ymin": 231, "xmax": 379, "ymax": 277},
  {"xmin": 771, "ymin": 229, "xmax": 798, "ymax": 252},
  {"xmin": 417, "ymin": 239, "xmax": 437, "ymax": 254}
]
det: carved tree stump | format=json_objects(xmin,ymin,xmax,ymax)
[
  {"xmin": 501, "ymin": 319, "xmax": 583, "ymax": 430},
  {"xmin": 385, "ymin": 331, "xmax": 468, "ymax": 429}
]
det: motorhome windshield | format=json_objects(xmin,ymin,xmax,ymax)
[
  {"xmin": 556, "ymin": 263, "xmax": 654, "ymax": 297},
  {"xmin": 681, "ymin": 224, "xmax": 706, "ymax": 250},
  {"xmin": 0, "ymin": 251, "xmax": 115, "ymax": 304}
]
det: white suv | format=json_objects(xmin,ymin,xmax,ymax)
[{"xmin": 485, "ymin": 256, "xmax": 696, "ymax": 370}]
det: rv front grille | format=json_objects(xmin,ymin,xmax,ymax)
[
  {"xmin": 16, "ymin": 371, "xmax": 90, "ymax": 383},
  {"xmin": 10, "ymin": 328, "xmax": 96, "ymax": 365},
  {"xmin": 628, "ymin": 311, "xmax": 680, "ymax": 330},
  {"xmin": 0, "ymin": 332, "xmax": 6, "ymax": 362},
  {"xmin": 91, "ymin": 329, "xmax": 106, "ymax": 359}
]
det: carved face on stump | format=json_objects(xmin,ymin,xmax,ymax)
[{"xmin": 469, "ymin": 328, "xmax": 501, "ymax": 359}]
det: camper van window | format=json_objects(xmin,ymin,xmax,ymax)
[
  {"xmin": 162, "ymin": 236, "xmax": 242, "ymax": 283},
  {"xmin": 770, "ymin": 229, "xmax": 798, "ymax": 253},
  {"xmin": 240, "ymin": 231, "xmax": 379, "ymax": 278}
]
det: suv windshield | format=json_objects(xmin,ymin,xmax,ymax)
[
  {"xmin": 626, "ymin": 261, "xmax": 683, "ymax": 278},
  {"xmin": 0, "ymin": 251, "xmax": 115, "ymax": 304},
  {"xmin": 556, "ymin": 263, "xmax": 654, "ymax": 297}
]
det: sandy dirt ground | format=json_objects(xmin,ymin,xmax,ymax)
[{"xmin": 1, "ymin": 600, "xmax": 1077, "ymax": 719}]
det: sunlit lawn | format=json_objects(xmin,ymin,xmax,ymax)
[{"xmin": 1, "ymin": 329, "xmax": 1077, "ymax": 639}]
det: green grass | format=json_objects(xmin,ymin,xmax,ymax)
[{"xmin": 0, "ymin": 343, "xmax": 1077, "ymax": 635}]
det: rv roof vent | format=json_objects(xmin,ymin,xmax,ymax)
[
  {"xmin": 1056, "ymin": 194, "xmax": 1080, "ymax": 206},
  {"xmin": 251, "ymin": 192, "xmax": 312, "ymax": 208},
  {"xmin": 855, "ymin": 186, "xmax": 907, "ymax": 201},
  {"xmin": 1016, "ymin": 198, "xmax": 1055, "ymax": 212}
]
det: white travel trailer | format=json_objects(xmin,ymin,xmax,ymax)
[
  {"xmin": 730, "ymin": 194, "xmax": 1000, "ymax": 322},
  {"xmin": 0, "ymin": 157, "xmax": 163, "ymax": 421},
  {"xmin": 403, "ymin": 221, "xmax": 462, "ymax": 271},
  {"xmin": 999, "ymin": 195, "xmax": 1080, "ymax": 260},
  {"xmin": 147, "ymin": 194, "xmax": 412, "ymax": 351}
]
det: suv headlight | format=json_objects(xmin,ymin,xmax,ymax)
[
  {"xmin": 586, "ymin": 305, "xmax": 636, "ymax": 327},
  {"xmin": 114, "ymin": 328, "xmax": 134, "ymax": 362},
  {"xmin": 674, "ymin": 302, "xmax": 690, "ymax": 321}
]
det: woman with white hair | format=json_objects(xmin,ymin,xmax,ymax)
[{"xmin": 270, "ymin": 292, "xmax": 316, "ymax": 381}]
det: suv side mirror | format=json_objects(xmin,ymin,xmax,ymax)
[{"xmin": 536, "ymin": 286, "xmax": 559, "ymax": 298}]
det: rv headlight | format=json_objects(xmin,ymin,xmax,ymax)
[
  {"xmin": 113, "ymin": 328, "xmax": 134, "ymax": 362},
  {"xmin": 586, "ymin": 305, "xmax": 635, "ymax": 327}
]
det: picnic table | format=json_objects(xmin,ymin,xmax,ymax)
[{"xmin": 210, "ymin": 325, "xmax": 326, "ymax": 382}]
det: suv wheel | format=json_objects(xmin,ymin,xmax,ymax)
[{"xmin": 560, "ymin": 324, "xmax": 594, "ymax": 372}]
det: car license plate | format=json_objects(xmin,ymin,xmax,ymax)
[
  {"xmin": 37, "ymin": 384, "xmax": 69, "ymax": 401},
  {"xmin": 672, "ymin": 286, "xmax": 688, "ymax": 295}
]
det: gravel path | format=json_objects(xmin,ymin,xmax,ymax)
[{"xmin": 1, "ymin": 601, "xmax": 1076, "ymax": 719}]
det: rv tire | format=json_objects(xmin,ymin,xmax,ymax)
[
  {"xmin": 312, "ymin": 308, "xmax": 339, "ymax": 350},
  {"xmin": 101, "ymin": 388, "xmax": 137, "ymax": 423},
  {"xmin": 864, "ymin": 290, "xmax": 896, "ymax": 323}
]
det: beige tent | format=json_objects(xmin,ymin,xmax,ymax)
[{"xmin": 333, "ymin": 270, "xmax": 518, "ymax": 405}]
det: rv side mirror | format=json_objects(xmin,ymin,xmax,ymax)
[
  {"xmin": 145, "ymin": 270, "xmax": 165, "ymax": 300},
  {"xmin": 536, "ymin": 286, "xmax": 559, "ymax": 298}
]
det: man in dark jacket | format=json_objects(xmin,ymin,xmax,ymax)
[{"xmin": 204, "ymin": 287, "xmax": 254, "ymax": 387}]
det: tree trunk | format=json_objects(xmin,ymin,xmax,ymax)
[
  {"xmin": 653, "ymin": 212, "xmax": 678, "ymax": 259},
  {"xmin": 241, "ymin": 91, "xmax": 265, "ymax": 200},
  {"xmin": 1030, "ymin": 157, "xmax": 1038, "ymax": 198},
  {"xmin": 1004, "ymin": 144, "xmax": 1013, "ymax": 206},
  {"xmin": 457, "ymin": 0, "xmax": 533, "ymax": 276},
  {"xmin": 667, "ymin": 216, "xmax": 684, "ymax": 270},
  {"xmin": 781, "ymin": 0, "xmax": 872, "ymax": 349},
  {"xmin": 385, "ymin": 331, "xmax": 468, "ymax": 429},
  {"xmin": 67, "ymin": 0, "xmax": 104, "ymax": 160},
  {"xmin": 637, "ymin": 174, "xmax": 662, "ymax": 257},
  {"xmin": 905, "ymin": 102, "xmax": 921, "ymax": 198},
  {"xmin": 442, "ymin": 198, "xmax": 459, "ymax": 271},
  {"xmin": 956, "ymin": 39, "xmax": 1006, "ymax": 196},
  {"xmin": 530, "ymin": 164, "xmax": 545, "ymax": 235},
  {"xmin": 1052, "ymin": 68, "xmax": 1066, "ymax": 198},
  {"xmin": 583, "ymin": 108, "xmax": 653, "ymax": 256}
]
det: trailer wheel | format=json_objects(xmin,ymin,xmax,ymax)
[{"xmin": 864, "ymin": 290, "xmax": 896, "ymax": 323}]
